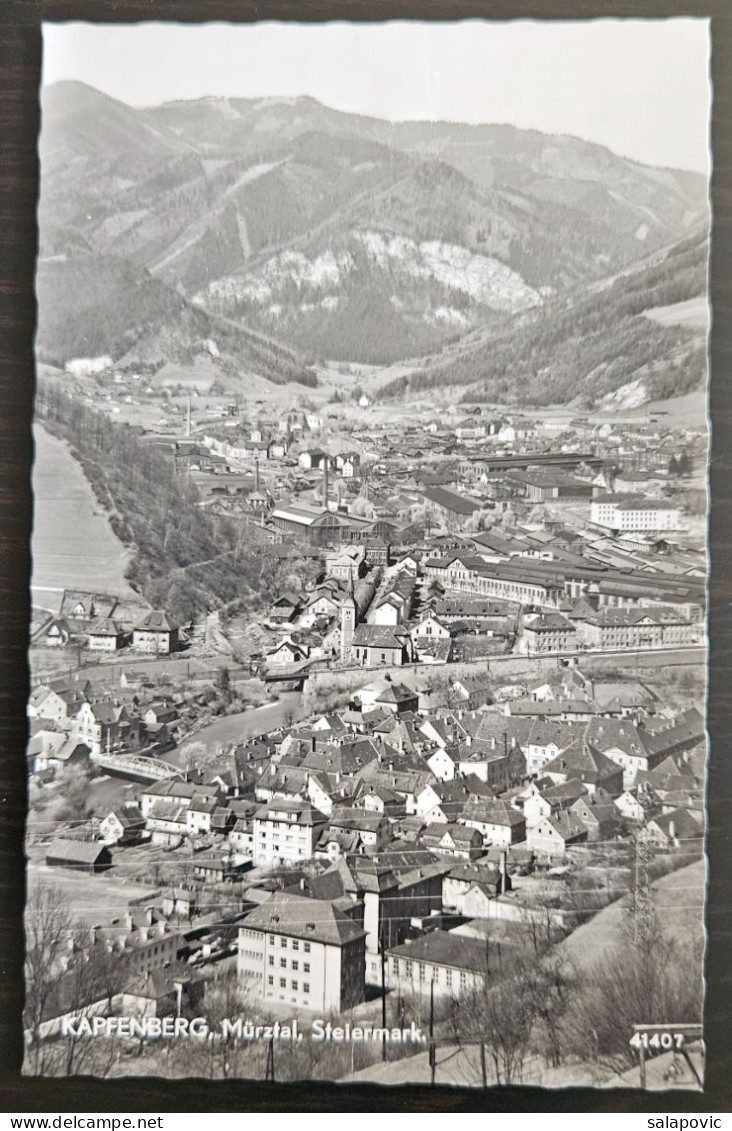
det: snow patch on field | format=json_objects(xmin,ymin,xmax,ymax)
[{"xmin": 644, "ymin": 296, "xmax": 709, "ymax": 331}]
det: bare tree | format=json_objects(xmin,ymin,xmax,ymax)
[
  {"xmin": 564, "ymin": 892, "xmax": 703, "ymax": 1073},
  {"xmin": 24, "ymin": 883, "xmax": 72, "ymax": 1075},
  {"xmin": 51, "ymin": 935, "xmax": 127, "ymax": 1077}
]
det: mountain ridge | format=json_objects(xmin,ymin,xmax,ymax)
[{"xmin": 36, "ymin": 81, "xmax": 709, "ymax": 404}]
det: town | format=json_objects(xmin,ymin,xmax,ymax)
[{"xmin": 25, "ymin": 371, "xmax": 707, "ymax": 1087}]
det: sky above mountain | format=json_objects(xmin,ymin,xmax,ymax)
[{"xmin": 42, "ymin": 19, "xmax": 711, "ymax": 175}]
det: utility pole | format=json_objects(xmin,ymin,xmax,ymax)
[
  {"xmin": 380, "ymin": 925, "xmax": 388, "ymax": 1063},
  {"xmin": 429, "ymin": 977, "xmax": 436, "ymax": 1087},
  {"xmin": 631, "ymin": 834, "xmax": 653, "ymax": 948},
  {"xmin": 265, "ymin": 1035, "xmax": 275, "ymax": 1082}
]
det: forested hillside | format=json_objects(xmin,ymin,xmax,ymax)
[
  {"xmin": 36, "ymin": 81, "xmax": 709, "ymax": 403},
  {"xmin": 35, "ymin": 380, "xmax": 275, "ymax": 624},
  {"xmin": 35, "ymin": 256, "xmax": 317, "ymax": 386},
  {"xmin": 381, "ymin": 230, "xmax": 708, "ymax": 406}
]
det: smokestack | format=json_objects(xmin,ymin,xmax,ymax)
[
  {"xmin": 323, "ymin": 455, "xmax": 329, "ymax": 508},
  {"xmin": 255, "ymin": 459, "xmax": 260, "ymax": 493},
  {"xmin": 186, "ymin": 395, "xmax": 192, "ymax": 438}
]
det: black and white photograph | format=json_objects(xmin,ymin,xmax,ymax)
[{"xmin": 24, "ymin": 17, "xmax": 710, "ymax": 1091}]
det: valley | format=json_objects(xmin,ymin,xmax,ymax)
[{"xmin": 36, "ymin": 81, "xmax": 709, "ymax": 411}]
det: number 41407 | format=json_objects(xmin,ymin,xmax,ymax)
[{"xmin": 630, "ymin": 1032, "xmax": 685, "ymax": 1051}]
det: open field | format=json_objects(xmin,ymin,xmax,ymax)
[
  {"xmin": 26, "ymin": 861, "xmax": 158, "ymax": 928},
  {"xmin": 31, "ymin": 424, "xmax": 137, "ymax": 610},
  {"xmin": 558, "ymin": 857, "xmax": 705, "ymax": 971},
  {"xmin": 644, "ymin": 295, "xmax": 709, "ymax": 331}
]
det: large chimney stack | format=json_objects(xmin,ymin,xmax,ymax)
[{"xmin": 323, "ymin": 455, "xmax": 329, "ymax": 508}]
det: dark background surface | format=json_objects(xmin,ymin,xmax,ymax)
[{"xmin": 0, "ymin": 0, "xmax": 730, "ymax": 1113}]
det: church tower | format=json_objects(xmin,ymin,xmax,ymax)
[{"xmin": 339, "ymin": 574, "xmax": 357, "ymax": 662}]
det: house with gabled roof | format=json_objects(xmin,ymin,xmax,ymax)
[
  {"xmin": 420, "ymin": 822, "xmax": 483, "ymax": 861},
  {"xmin": 522, "ymin": 777, "xmax": 588, "ymax": 828},
  {"xmin": 60, "ymin": 589, "xmax": 117, "ymax": 624},
  {"xmin": 416, "ymin": 778, "xmax": 474, "ymax": 824},
  {"xmin": 269, "ymin": 591, "xmax": 302, "ymax": 623},
  {"xmin": 639, "ymin": 808, "xmax": 704, "ymax": 851},
  {"xmin": 43, "ymin": 618, "xmax": 72, "ymax": 648},
  {"xmin": 442, "ymin": 861, "xmax": 509, "ymax": 912},
  {"xmin": 350, "ymin": 624, "xmax": 413, "ymax": 667},
  {"xmin": 426, "ymin": 744, "xmax": 460, "ymax": 783},
  {"xmin": 459, "ymin": 799, "xmax": 527, "ymax": 848},
  {"xmin": 352, "ymin": 779, "xmax": 406, "ymax": 818},
  {"xmin": 613, "ymin": 783, "xmax": 663, "ymax": 824},
  {"xmin": 307, "ymin": 772, "xmax": 344, "ymax": 817},
  {"xmin": 99, "ymin": 803, "xmax": 146, "ymax": 845},
  {"xmin": 254, "ymin": 763, "xmax": 310, "ymax": 803},
  {"xmin": 87, "ymin": 617, "xmax": 126, "ymax": 652},
  {"xmin": 540, "ymin": 741, "xmax": 624, "ymax": 797},
  {"xmin": 570, "ymin": 793, "xmax": 623, "ymax": 840},
  {"xmin": 28, "ymin": 684, "xmax": 86, "ymax": 724},
  {"xmin": 132, "ymin": 610, "xmax": 179, "ymax": 654},
  {"xmin": 266, "ymin": 636, "xmax": 309, "ymax": 666},
  {"xmin": 328, "ymin": 807, "xmax": 392, "ymax": 852},
  {"xmin": 527, "ymin": 813, "xmax": 588, "ymax": 857}
]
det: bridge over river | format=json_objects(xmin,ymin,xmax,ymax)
[{"xmin": 94, "ymin": 752, "xmax": 184, "ymax": 783}]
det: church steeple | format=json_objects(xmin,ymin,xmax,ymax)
[{"xmin": 339, "ymin": 574, "xmax": 357, "ymax": 662}]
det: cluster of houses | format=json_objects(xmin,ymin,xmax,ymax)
[
  {"xmin": 258, "ymin": 530, "xmax": 703, "ymax": 675},
  {"xmin": 27, "ymin": 402, "xmax": 707, "ymax": 1039},
  {"xmin": 31, "ymin": 658, "xmax": 704, "ymax": 1022},
  {"xmin": 28, "ymin": 671, "xmax": 190, "ymax": 764},
  {"xmin": 42, "ymin": 591, "xmax": 179, "ymax": 656}
]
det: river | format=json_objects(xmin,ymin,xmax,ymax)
[
  {"xmin": 31, "ymin": 423, "xmax": 136, "ymax": 612},
  {"xmin": 163, "ymin": 691, "xmax": 308, "ymax": 767}
]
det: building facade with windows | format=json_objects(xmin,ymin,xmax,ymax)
[
  {"xmin": 386, "ymin": 930, "xmax": 488, "ymax": 999},
  {"xmin": 238, "ymin": 891, "xmax": 366, "ymax": 1012},
  {"xmin": 252, "ymin": 798, "xmax": 327, "ymax": 865},
  {"xmin": 590, "ymin": 494, "xmax": 682, "ymax": 532}
]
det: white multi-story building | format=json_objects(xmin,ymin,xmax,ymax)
[
  {"xmin": 252, "ymin": 798, "xmax": 327, "ymax": 865},
  {"xmin": 238, "ymin": 891, "xmax": 366, "ymax": 1012},
  {"xmin": 591, "ymin": 494, "xmax": 682, "ymax": 532}
]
